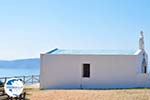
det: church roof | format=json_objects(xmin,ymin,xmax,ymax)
[{"xmin": 46, "ymin": 48, "xmax": 137, "ymax": 55}]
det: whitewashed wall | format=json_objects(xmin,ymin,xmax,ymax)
[
  {"xmin": 40, "ymin": 54, "xmax": 148, "ymax": 89},
  {"xmin": 136, "ymin": 74, "xmax": 150, "ymax": 88},
  {"xmin": 40, "ymin": 54, "xmax": 82, "ymax": 89},
  {"xmin": 135, "ymin": 50, "xmax": 150, "ymax": 87},
  {"xmin": 136, "ymin": 50, "xmax": 148, "ymax": 73}
]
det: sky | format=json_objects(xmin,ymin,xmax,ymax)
[{"xmin": 0, "ymin": 0, "xmax": 150, "ymax": 60}]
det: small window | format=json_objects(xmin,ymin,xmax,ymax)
[
  {"xmin": 83, "ymin": 64, "xmax": 90, "ymax": 78},
  {"xmin": 142, "ymin": 58, "xmax": 147, "ymax": 74},
  {"xmin": 144, "ymin": 66, "xmax": 147, "ymax": 73}
]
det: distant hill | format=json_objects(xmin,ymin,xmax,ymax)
[{"xmin": 0, "ymin": 58, "xmax": 40, "ymax": 69}]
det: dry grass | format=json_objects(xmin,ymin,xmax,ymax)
[{"xmin": 26, "ymin": 88, "xmax": 150, "ymax": 100}]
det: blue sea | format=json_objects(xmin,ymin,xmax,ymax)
[{"xmin": 0, "ymin": 68, "xmax": 39, "ymax": 77}]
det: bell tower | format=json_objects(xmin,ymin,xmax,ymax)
[
  {"xmin": 138, "ymin": 31, "xmax": 148, "ymax": 73},
  {"xmin": 139, "ymin": 31, "xmax": 144, "ymax": 50}
]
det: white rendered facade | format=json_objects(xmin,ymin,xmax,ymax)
[{"xmin": 40, "ymin": 32, "xmax": 149, "ymax": 89}]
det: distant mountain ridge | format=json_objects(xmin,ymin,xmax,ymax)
[{"xmin": 0, "ymin": 58, "xmax": 40, "ymax": 69}]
